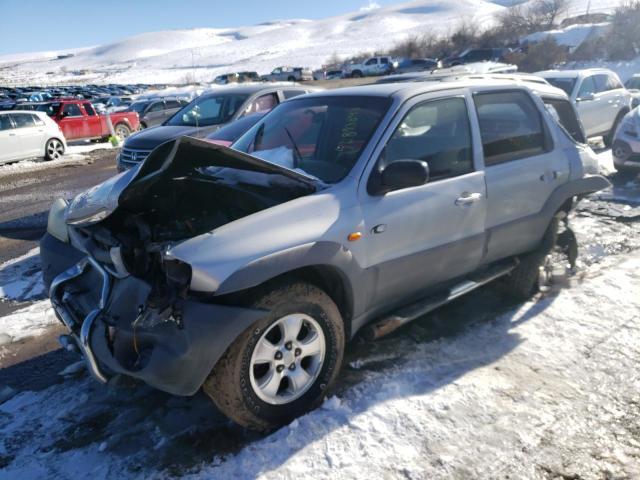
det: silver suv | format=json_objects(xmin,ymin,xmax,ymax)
[
  {"xmin": 538, "ymin": 68, "xmax": 633, "ymax": 145},
  {"xmin": 41, "ymin": 80, "xmax": 608, "ymax": 430}
]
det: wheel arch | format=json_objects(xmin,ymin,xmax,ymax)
[{"xmin": 212, "ymin": 242, "xmax": 364, "ymax": 338}]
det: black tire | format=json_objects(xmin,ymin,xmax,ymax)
[
  {"xmin": 501, "ymin": 217, "xmax": 560, "ymax": 301},
  {"xmin": 44, "ymin": 138, "xmax": 65, "ymax": 161},
  {"xmin": 603, "ymin": 111, "xmax": 626, "ymax": 148},
  {"xmin": 114, "ymin": 123, "xmax": 131, "ymax": 141},
  {"xmin": 287, "ymin": 76, "xmax": 296, "ymax": 82},
  {"xmin": 203, "ymin": 281, "xmax": 345, "ymax": 431},
  {"xmin": 351, "ymin": 70, "xmax": 363, "ymax": 78}
]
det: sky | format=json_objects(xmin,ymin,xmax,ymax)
[{"xmin": 0, "ymin": 0, "xmax": 396, "ymax": 55}]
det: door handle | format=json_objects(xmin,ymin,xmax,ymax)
[
  {"xmin": 539, "ymin": 171, "xmax": 561, "ymax": 182},
  {"xmin": 455, "ymin": 192, "xmax": 482, "ymax": 206}
]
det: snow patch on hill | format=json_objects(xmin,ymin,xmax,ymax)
[{"xmin": 0, "ymin": 0, "xmax": 508, "ymax": 85}]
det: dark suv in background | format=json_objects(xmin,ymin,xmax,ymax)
[
  {"xmin": 443, "ymin": 48, "xmax": 510, "ymax": 67},
  {"xmin": 117, "ymin": 84, "xmax": 318, "ymax": 170},
  {"xmin": 126, "ymin": 98, "xmax": 189, "ymax": 129}
]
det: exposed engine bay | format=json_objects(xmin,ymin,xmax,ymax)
[{"xmin": 68, "ymin": 137, "xmax": 316, "ymax": 282}]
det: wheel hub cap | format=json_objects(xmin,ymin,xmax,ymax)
[{"xmin": 249, "ymin": 313, "xmax": 325, "ymax": 405}]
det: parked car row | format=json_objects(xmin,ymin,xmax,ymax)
[{"xmin": 0, "ymin": 83, "xmax": 156, "ymax": 111}]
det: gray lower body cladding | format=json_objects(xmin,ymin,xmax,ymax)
[{"xmin": 42, "ymin": 233, "xmax": 265, "ymax": 396}]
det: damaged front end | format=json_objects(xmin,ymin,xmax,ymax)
[{"xmin": 44, "ymin": 137, "xmax": 319, "ymax": 395}]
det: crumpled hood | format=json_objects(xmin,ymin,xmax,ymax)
[
  {"xmin": 124, "ymin": 125, "xmax": 220, "ymax": 150},
  {"xmin": 65, "ymin": 136, "xmax": 320, "ymax": 227}
]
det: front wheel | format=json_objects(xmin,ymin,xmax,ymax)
[
  {"xmin": 203, "ymin": 282, "xmax": 345, "ymax": 431},
  {"xmin": 114, "ymin": 123, "xmax": 131, "ymax": 142},
  {"xmin": 44, "ymin": 138, "xmax": 64, "ymax": 161}
]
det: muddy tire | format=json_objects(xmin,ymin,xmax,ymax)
[
  {"xmin": 114, "ymin": 123, "xmax": 131, "ymax": 141},
  {"xmin": 502, "ymin": 217, "xmax": 560, "ymax": 301},
  {"xmin": 203, "ymin": 282, "xmax": 345, "ymax": 431},
  {"xmin": 44, "ymin": 138, "xmax": 64, "ymax": 161}
]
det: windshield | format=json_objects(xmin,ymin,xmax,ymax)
[
  {"xmin": 233, "ymin": 96, "xmax": 391, "ymax": 183},
  {"xmin": 625, "ymin": 77, "xmax": 640, "ymax": 90},
  {"xmin": 166, "ymin": 93, "xmax": 249, "ymax": 127},
  {"xmin": 545, "ymin": 77, "xmax": 577, "ymax": 96},
  {"xmin": 128, "ymin": 101, "xmax": 151, "ymax": 113}
]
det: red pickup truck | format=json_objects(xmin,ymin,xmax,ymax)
[{"xmin": 38, "ymin": 99, "xmax": 139, "ymax": 141}]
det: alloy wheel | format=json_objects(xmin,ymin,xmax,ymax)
[{"xmin": 249, "ymin": 313, "xmax": 326, "ymax": 405}]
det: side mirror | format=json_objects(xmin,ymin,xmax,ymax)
[
  {"xmin": 577, "ymin": 93, "xmax": 594, "ymax": 102},
  {"xmin": 371, "ymin": 159, "xmax": 430, "ymax": 195}
]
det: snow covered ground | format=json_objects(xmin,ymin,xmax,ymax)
[
  {"xmin": 0, "ymin": 147, "xmax": 639, "ymax": 478},
  {"xmin": 0, "ymin": 240, "xmax": 639, "ymax": 479},
  {"xmin": 0, "ymin": 141, "xmax": 113, "ymax": 178},
  {"xmin": 0, "ymin": 0, "xmax": 623, "ymax": 86}
]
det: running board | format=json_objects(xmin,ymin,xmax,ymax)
[{"xmin": 362, "ymin": 259, "xmax": 518, "ymax": 340}]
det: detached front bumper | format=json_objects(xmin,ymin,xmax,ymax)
[{"xmin": 44, "ymin": 239, "xmax": 266, "ymax": 396}]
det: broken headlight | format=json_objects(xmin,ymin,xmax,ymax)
[{"xmin": 47, "ymin": 198, "xmax": 69, "ymax": 243}]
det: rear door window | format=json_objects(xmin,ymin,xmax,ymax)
[
  {"xmin": 474, "ymin": 91, "xmax": 549, "ymax": 166},
  {"xmin": 165, "ymin": 100, "xmax": 182, "ymax": 109},
  {"xmin": 10, "ymin": 113, "xmax": 36, "ymax": 128},
  {"xmin": 62, "ymin": 103, "xmax": 83, "ymax": 117},
  {"xmin": 148, "ymin": 101, "xmax": 164, "ymax": 112},
  {"xmin": 594, "ymin": 74, "xmax": 611, "ymax": 93},
  {"xmin": 84, "ymin": 103, "xmax": 97, "ymax": 116}
]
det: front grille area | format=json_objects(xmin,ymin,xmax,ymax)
[{"xmin": 119, "ymin": 147, "xmax": 152, "ymax": 167}]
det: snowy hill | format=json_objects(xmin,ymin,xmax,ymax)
[{"xmin": 0, "ymin": 0, "xmax": 620, "ymax": 85}]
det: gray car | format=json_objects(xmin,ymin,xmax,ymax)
[
  {"xmin": 40, "ymin": 80, "xmax": 608, "ymax": 431},
  {"xmin": 117, "ymin": 84, "xmax": 317, "ymax": 170},
  {"xmin": 127, "ymin": 98, "xmax": 189, "ymax": 129}
]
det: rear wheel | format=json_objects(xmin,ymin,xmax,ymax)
[
  {"xmin": 351, "ymin": 70, "xmax": 363, "ymax": 78},
  {"xmin": 114, "ymin": 123, "xmax": 131, "ymax": 142},
  {"xmin": 502, "ymin": 217, "xmax": 561, "ymax": 300},
  {"xmin": 203, "ymin": 282, "xmax": 345, "ymax": 431},
  {"xmin": 287, "ymin": 76, "xmax": 296, "ymax": 82},
  {"xmin": 44, "ymin": 138, "xmax": 64, "ymax": 161}
]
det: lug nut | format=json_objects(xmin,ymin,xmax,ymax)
[
  {"xmin": 285, "ymin": 342, "xmax": 293, "ymax": 351},
  {"xmin": 274, "ymin": 351, "xmax": 283, "ymax": 360},
  {"xmin": 294, "ymin": 348, "xmax": 302, "ymax": 357},
  {"xmin": 288, "ymin": 363, "xmax": 296, "ymax": 371},
  {"xmin": 276, "ymin": 365, "xmax": 285, "ymax": 373}
]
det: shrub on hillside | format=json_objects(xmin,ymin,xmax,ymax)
[{"xmin": 504, "ymin": 37, "xmax": 567, "ymax": 72}]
